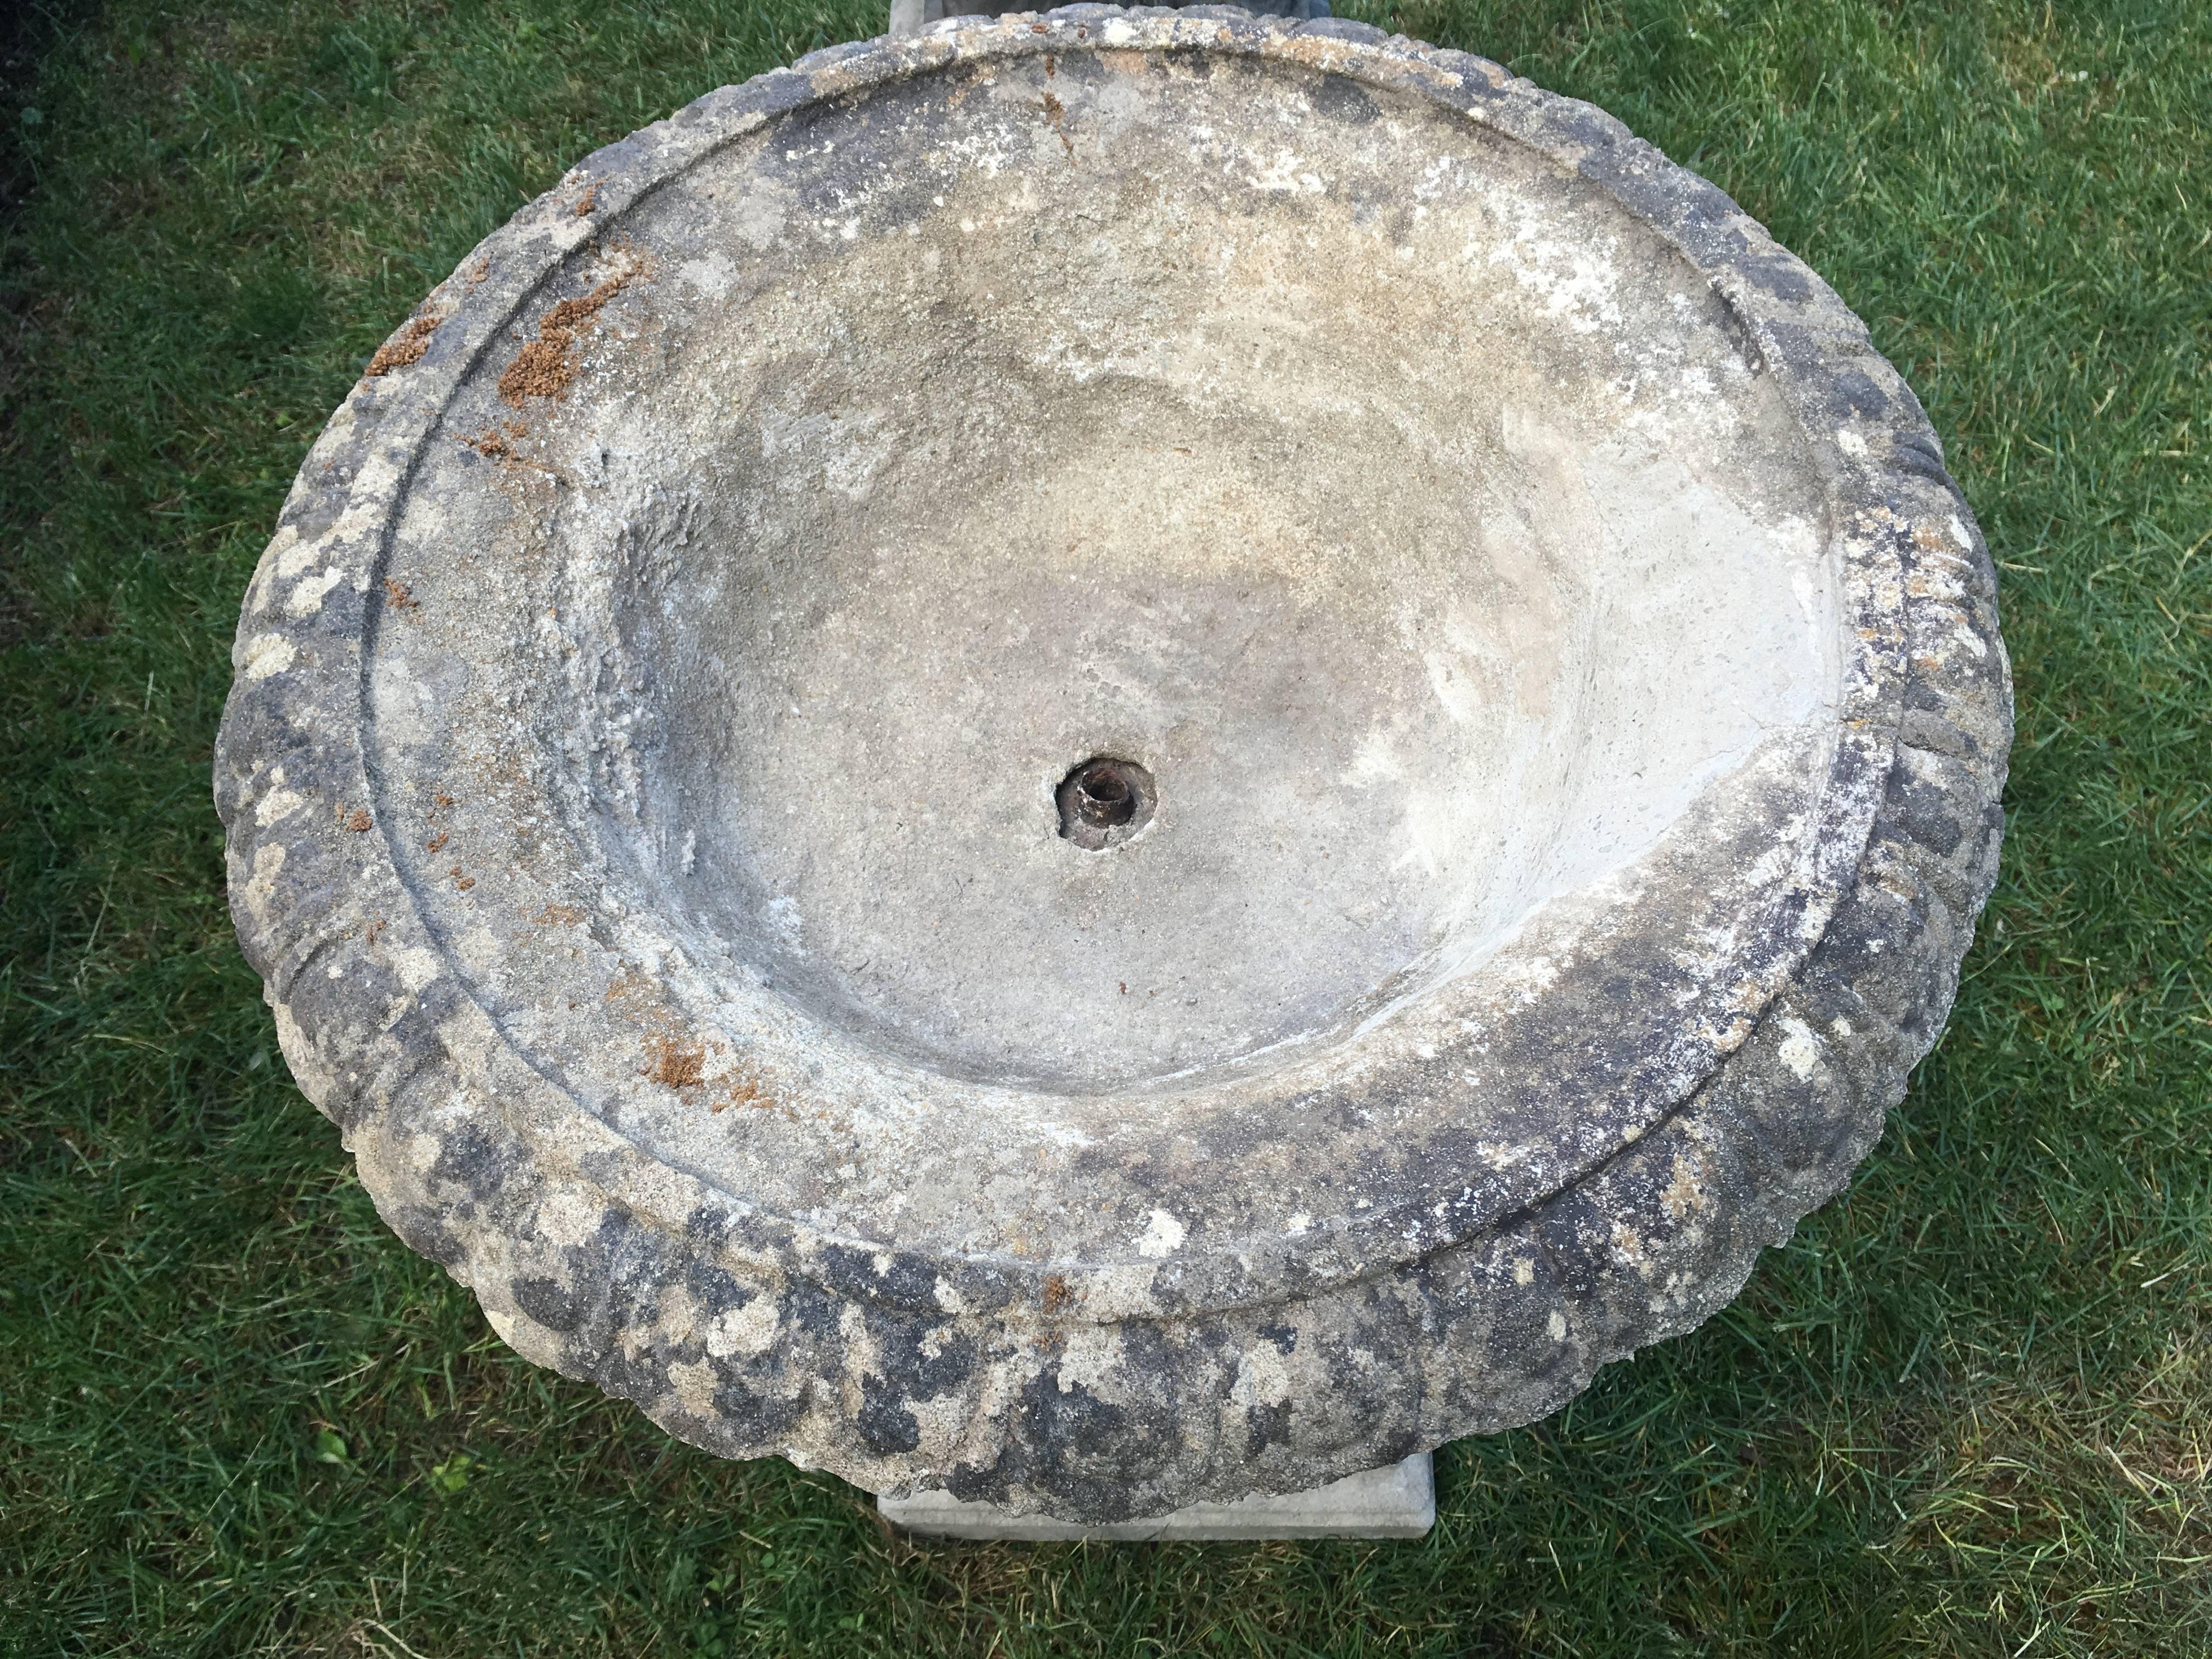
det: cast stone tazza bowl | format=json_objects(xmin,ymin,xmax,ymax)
[{"xmin": 216, "ymin": 6, "xmax": 2010, "ymax": 1522}]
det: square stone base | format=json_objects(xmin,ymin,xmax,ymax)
[{"xmin": 878, "ymin": 1453, "xmax": 1434, "ymax": 1541}]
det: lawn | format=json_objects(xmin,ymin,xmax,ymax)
[{"xmin": 2, "ymin": 0, "xmax": 2208, "ymax": 1652}]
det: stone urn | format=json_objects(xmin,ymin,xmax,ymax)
[{"xmin": 217, "ymin": 7, "xmax": 2009, "ymax": 1523}]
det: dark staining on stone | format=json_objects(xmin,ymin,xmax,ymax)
[
  {"xmin": 875, "ymin": 1251, "xmax": 947, "ymax": 1312},
  {"xmin": 1049, "ymin": 44, "xmax": 1106, "ymax": 88},
  {"xmin": 876, "ymin": 1313, "xmax": 978, "ymax": 1400},
  {"xmin": 1245, "ymin": 1398, "xmax": 1293, "ymax": 1456},
  {"xmin": 1827, "ymin": 367, "xmax": 1892, "ymax": 420},
  {"xmin": 857, "ymin": 1376, "xmax": 924, "ymax": 1455},
  {"xmin": 512, "ymin": 1273, "xmax": 586, "ymax": 1333},
  {"xmin": 1007, "ymin": 1371, "xmax": 1161, "ymax": 1522},
  {"xmin": 684, "ymin": 1257, "xmax": 753, "ymax": 1313},
  {"xmin": 782, "ymin": 1278, "xmax": 843, "ymax": 1341},
  {"xmin": 1756, "ymin": 315, "xmax": 1824, "ymax": 379},
  {"xmin": 1887, "ymin": 763, "xmax": 1970, "ymax": 858},
  {"xmin": 679, "ymin": 1205, "xmax": 741, "ymax": 1258},
  {"xmin": 1312, "ymin": 72, "xmax": 1380, "ymax": 123},
  {"xmin": 591, "ymin": 1207, "xmax": 672, "ymax": 1308},
  {"xmin": 427, "ymin": 1124, "xmax": 512, "ymax": 1203},
  {"xmin": 388, "ymin": 1205, "xmax": 467, "ymax": 1268},
  {"xmin": 939, "ymin": 1462, "xmax": 1007, "ymax": 1505},
  {"xmin": 1020, "ymin": 1370, "xmax": 1132, "ymax": 1464},
  {"xmin": 1889, "ymin": 429, "xmax": 1951, "ymax": 482},
  {"xmin": 1372, "ymin": 1426, "xmax": 1421, "ymax": 1465},
  {"xmin": 1481, "ymin": 1282, "xmax": 1570, "ymax": 1380},
  {"xmin": 1768, "ymin": 884, "xmax": 1814, "ymax": 942},
  {"xmin": 941, "ymin": 1260, "xmax": 1018, "ymax": 1316},
  {"xmin": 708, "ymin": 1368, "xmax": 804, "ymax": 1444},
  {"xmin": 1741, "ymin": 252, "xmax": 1815, "ymax": 303},
  {"xmin": 1728, "ymin": 1063, "xmax": 1860, "ymax": 1192},
  {"xmin": 1534, "ymin": 1197, "xmax": 1607, "ymax": 1299},
  {"xmin": 590, "ymin": 1345, "xmax": 673, "ymax": 1404},
  {"xmin": 815, "ymin": 1242, "xmax": 938, "ymax": 1311}
]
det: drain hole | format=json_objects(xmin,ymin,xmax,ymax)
[
  {"xmin": 1074, "ymin": 764, "xmax": 1135, "ymax": 826},
  {"xmin": 1057, "ymin": 757, "xmax": 1155, "ymax": 851}
]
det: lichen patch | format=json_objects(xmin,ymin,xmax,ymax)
[
  {"xmin": 365, "ymin": 314, "xmax": 440, "ymax": 377},
  {"xmin": 1660, "ymin": 1153, "xmax": 1709, "ymax": 1220},
  {"xmin": 241, "ymin": 632, "xmax": 296, "ymax": 680},
  {"xmin": 643, "ymin": 1036, "xmax": 706, "ymax": 1088},
  {"xmin": 1776, "ymin": 1014, "xmax": 1821, "ymax": 1081},
  {"xmin": 712, "ymin": 1072, "xmax": 772, "ymax": 1112},
  {"xmin": 1135, "ymin": 1208, "xmax": 1186, "ymax": 1258},
  {"xmin": 704, "ymin": 1297, "xmax": 779, "ymax": 1358}
]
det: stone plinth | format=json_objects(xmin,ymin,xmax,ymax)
[{"xmin": 882, "ymin": 1455, "xmax": 1434, "ymax": 1541}]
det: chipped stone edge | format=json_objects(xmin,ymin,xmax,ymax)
[{"xmin": 213, "ymin": 7, "xmax": 2011, "ymax": 1522}]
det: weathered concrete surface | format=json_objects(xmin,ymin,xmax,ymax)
[
  {"xmin": 882, "ymin": 1452, "xmax": 1433, "ymax": 1538},
  {"xmin": 216, "ymin": 8, "xmax": 2011, "ymax": 1523}
]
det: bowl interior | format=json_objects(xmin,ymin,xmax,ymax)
[{"xmin": 400, "ymin": 48, "xmax": 1838, "ymax": 1098}]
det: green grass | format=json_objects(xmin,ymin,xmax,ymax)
[{"xmin": 2, "ymin": 0, "xmax": 2207, "ymax": 1651}]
